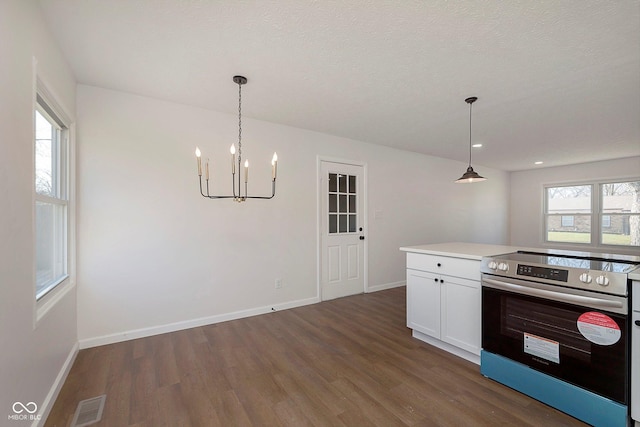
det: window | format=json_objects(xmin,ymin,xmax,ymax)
[
  {"xmin": 544, "ymin": 180, "xmax": 640, "ymax": 248},
  {"xmin": 35, "ymin": 94, "xmax": 69, "ymax": 300},
  {"xmin": 545, "ymin": 185, "xmax": 591, "ymax": 244},
  {"xmin": 561, "ymin": 216, "xmax": 574, "ymax": 227},
  {"xmin": 601, "ymin": 181, "xmax": 640, "ymax": 246},
  {"xmin": 328, "ymin": 173, "xmax": 357, "ymax": 234}
]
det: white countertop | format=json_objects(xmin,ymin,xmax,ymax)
[{"xmin": 399, "ymin": 242, "xmax": 521, "ymax": 261}]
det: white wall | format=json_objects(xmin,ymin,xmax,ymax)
[
  {"xmin": 0, "ymin": 0, "xmax": 77, "ymax": 422},
  {"xmin": 510, "ymin": 156, "xmax": 640, "ymax": 255},
  {"xmin": 76, "ymin": 85, "xmax": 510, "ymax": 345}
]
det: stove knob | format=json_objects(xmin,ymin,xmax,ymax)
[
  {"xmin": 487, "ymin": 261, "xmax": 498, "ymax": 270},
  {"xmin": 595, "ymin": 275, "xmax": 609, "ymax": 286},
  {"xmin": 497, "ymin": 262, "xmax": 509, "ymax": 272},
  {"xmin": 579, "ymin": 273, "xmax": 592, "ymax": 284}
]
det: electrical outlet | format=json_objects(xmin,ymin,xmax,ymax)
[{"xmin": 275, "ymin": 278, "xmax": 283, "ymax": 289}]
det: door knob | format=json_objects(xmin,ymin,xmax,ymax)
[
  {"xmin": 359, "ymin": 236, "xmax": 365, "ymax": 240},
  {"xmin": 636, "ymin": 320, "xmax": 640, "ymax": 326}
]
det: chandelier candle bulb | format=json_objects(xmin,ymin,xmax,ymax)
[
  {"xmin": 272, "ymin": 152, "xmax": 278, "ymax": 180},
  {"xmin": 195, "ymin": 147, "xmax": 202, "ymax": 176},
  {"xmin": 205, "ymin": 159, "xmax": 209, "ymax": 180},
  {"xmin": 231, "ymin": 148, "xmax": 236, "ymax": 174},
  {"xmin": 244, "ymin": 160, "xmax": 249, "ymax": 182}
]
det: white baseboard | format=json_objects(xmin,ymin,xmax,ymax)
[
  {"xmin": 412, "ymin": 330, "xmax": 480, "ymax": 365},
  {"xmin": 78, "ymin": 296, "xmax": 320, "ymax": 349},
  {"xmin": 35, "ymin": 341, "xmax": 79, "ymax": 427},
  {"xmin": 367, "ymin": 281, "xmax": 405, "ymax": 293}
]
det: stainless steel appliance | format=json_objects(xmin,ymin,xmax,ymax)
[{"xmin": 480, "ymin": 250, "xmax": 640, "ymax": 427}]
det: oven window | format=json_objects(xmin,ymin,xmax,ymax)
[
  {"xmin": 483, "ymin": 287, "xmax": 628, "ymax": 404},
  {"xmin": 502, "ymin": 297, "xmax": 592, "ymax": 363}
]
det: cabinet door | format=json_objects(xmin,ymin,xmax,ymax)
[
  {"xmin": 407, "ymin": 269, "xmax": 441, "ymax": 339},
  {"xmin": 441, "ymin": 276, "xmax": 481, "ymax": 355}
]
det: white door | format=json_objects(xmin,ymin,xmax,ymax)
[{"xmin": 320, "ymin": 161, "xmax": 365, "ymax": 300}]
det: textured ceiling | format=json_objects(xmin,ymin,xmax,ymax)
[{"xmin": 38, "ymin": 0, "xmax": 640, "ymax": 171}]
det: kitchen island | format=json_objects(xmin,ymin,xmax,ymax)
[{"xmin": 400, "ymin": 242, "xmax": 519, "ymax": 364}]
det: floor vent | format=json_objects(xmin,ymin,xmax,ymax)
[{"xmin": 70, "ymin": 394, "xmax": 106, "ymax": 427}]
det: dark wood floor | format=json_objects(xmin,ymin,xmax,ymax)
[{"xmin": 45, "ymin": 287, "xmax": 588, "ymax": 426}]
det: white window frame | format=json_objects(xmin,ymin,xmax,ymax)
[
  {"xmin": 33, "ymin": 74, "xmax": 76, "ymax": 325},
  {"xmin": 544, "ymin": 184, "xmax": 593, "ymax": 245},
  {"xmin": 543, "ymin": 178, "xmax": 640, "ymax": 251}
]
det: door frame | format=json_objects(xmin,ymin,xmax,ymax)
[{"xmin": 316, "ymin": 156, "xmax": 369, "ymax": 301}]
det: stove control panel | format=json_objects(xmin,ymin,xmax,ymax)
[
  {"xmin": 516, "ymin": 264, "xmax": 569, "ymax": 282},
  {"xmin": 480, "ymin": 252, "xmax": 635, "ymax": 297}
]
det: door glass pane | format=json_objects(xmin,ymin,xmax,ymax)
[
  {"xmin": 348, "ymin": 215, "xmax": 357, "ymax": 232},
  {"xmin": 339, "ymin": 194, "xmax": 347, "ymax": 213},
  {"xmin": 349, "ymin": 195, "xmax": 356, "ymax": 213},
  {"xmin": 329, "ymin": 173, "xmax": 337, "ymax": 192},
  {"xmin": 329, "ymin": 194, "xmax": 337, "ymax": 213},
  {"xmin": 329, "ymin": 214, "xmax": 337, "ymax": 234},
  {"xmin": 328, "ymin": 170, "xmax": 359, "ymax": 235},
  {"xmin": 339, "ymin": 174, "xmax": 347, "ymax": 193},
  {"xmin": 339, "ymin": 215, "xmax": 347, "ymax": 233}
]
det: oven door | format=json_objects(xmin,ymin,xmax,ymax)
[{"xmin": 482, "ymin": 274, "xmax": 629, "ymax": 404}]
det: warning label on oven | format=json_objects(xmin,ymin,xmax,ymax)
[
  {"xmin": 577, "ymin": 312, "xmax": 621, "ymax": 345},
  {"xmin": 523, "ymin": 333, "xmax": 560, "ymax": 364}
]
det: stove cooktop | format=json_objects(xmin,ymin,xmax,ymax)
[
  {"xmin": 481, "ymin": 250, "xmax": 640, "ymax": 297},
  {"xmin": 499, "ymin": 251, "xmax": 640, "ymax": 274}
]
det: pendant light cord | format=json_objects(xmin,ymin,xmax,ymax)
[{"xmin": 468, "ymin": 101, "xmax": 473, "ymax": 167}]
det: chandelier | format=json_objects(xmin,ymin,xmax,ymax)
[
  {"xmin": 455, "ymin": 96, "xmax": 486, "ymax": 183},
  {"xmin": 195, "ymin": 76, "xmax": 277, "ymax": 201}
]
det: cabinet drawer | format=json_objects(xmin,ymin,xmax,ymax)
[{"xmin": 406, "ymin": 252, "xmax": 480, "ymax": 280}]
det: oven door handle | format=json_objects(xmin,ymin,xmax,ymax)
[{"xmin": 482, "ymin": 278, "xmax": 624, "ymax": 310}]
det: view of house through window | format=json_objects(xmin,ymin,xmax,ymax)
[
  {"xmin": 601, "ymin": 181, "xmax": 640, "ymax": 246},
  {"xmin": 545, "ymin": 185, "xmax": 592, "ymax": 244},
  {"xmin": 35, "ymin": 98, "xmax": 69, "ymax": 300},
  {"xmin": 545, "ymin": 181, "xmax": 640, "ymax": 247}
]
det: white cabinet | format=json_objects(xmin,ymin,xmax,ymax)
[
  {"xmin": 406, "ymin": 253, "xmax": 481, "ymax": 363},
  {"xmin": 407, "ymin": 270, "xmax": 440, "ymax": 337},
  {"xmin": 440, "ymin": 274, "xmax": 480, "ymax": 354}
]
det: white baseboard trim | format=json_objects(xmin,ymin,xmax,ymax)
[
  {"xmin": 35, "ymin": 341, "xmax": 79, "ymax": 427},
  {"xmin": 367, "ymin": 281, "xmax": 405, "ymax": 293},
  {"xmin": 78, "ymin": 296, "xmax": 321, "ymax": 349},
  {"xmin": 412, "ymin": 330, "xmax": 480, "ymax": 365}
]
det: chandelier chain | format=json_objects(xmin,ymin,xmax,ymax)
[{"xmin": 238, "ymin": 82, "xmax": 242, "ymax": 161}]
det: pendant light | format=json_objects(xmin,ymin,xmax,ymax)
[
  {"xmin": 455, "ymin": 96, "xmax": 486, "ymax": 183},
  {"xmin": 195, "ymin": 76, "xmax": 277, "ymax": 201}
]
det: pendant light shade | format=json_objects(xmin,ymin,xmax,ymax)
[
  {"xmin": 455, "ymin": 96, "xmax": 486, "ymax": 183},
  {"xmin": 456, "ymin": 165, "xmax": 485, "ymax": 183}
]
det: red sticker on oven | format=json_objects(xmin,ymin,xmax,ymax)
[{"xmin": 577, "ymin": 312, "xmax": 621, "ymax": 345}]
